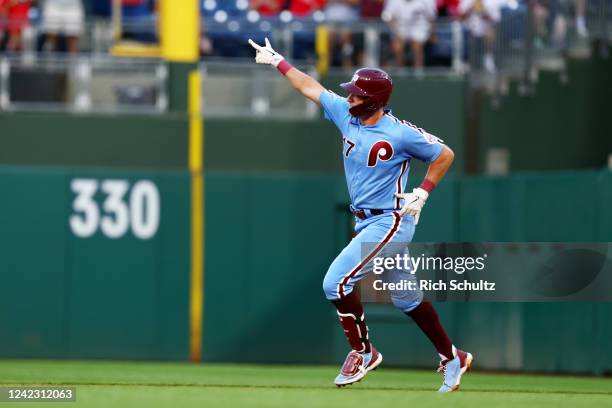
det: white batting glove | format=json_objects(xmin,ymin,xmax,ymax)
[
  {"xmin": 395, "ymin": 188, "xmax": 429, "ymax": 225},
  {"xmin": 248, "ymin": 37, "xmax": 285, "ymax": 67}
]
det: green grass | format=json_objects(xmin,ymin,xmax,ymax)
[{"xmin": 0, "ymin": 360, "xmax": 611, "ymax": 407}]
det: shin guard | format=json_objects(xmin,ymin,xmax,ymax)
[{"xmin": 332, "ymin": 291, "xmax": 371, "ymax": 353}]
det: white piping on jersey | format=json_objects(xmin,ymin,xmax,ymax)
[{"xmin": 395, "ymin": 160, "xmax": 409, "ymax": 209}]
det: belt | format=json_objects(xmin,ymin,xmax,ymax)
[{"xmin": 350, "ymin": 206, "xmax": 385, "ymax": 220}]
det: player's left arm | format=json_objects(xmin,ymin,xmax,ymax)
[
  {"xmin": 422, "ymin": 145, "xmax": 455, "ymax": 187},
  {"xmin": 395, "ymin": 138, "xmax": 455, "ymax": 224}
]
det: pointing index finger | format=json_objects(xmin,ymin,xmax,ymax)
[{"xmin": 248, "ymin": 39, "xmax": 262, "ymax": 50}]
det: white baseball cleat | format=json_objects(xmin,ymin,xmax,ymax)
[{"xmin": 437, "ymin": 349, "xmax": 474, "ymax": 393}]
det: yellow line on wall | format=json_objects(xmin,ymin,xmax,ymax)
[
  {"xmin": 189, "ymin": 70, "xmax": 204, "ymax": 362},
  {"xmin": 189, "ymin": 71, "xmax": 203, "ymax": 172}
]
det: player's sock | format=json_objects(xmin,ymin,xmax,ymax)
[
  {"xmin": 332, "ymin": 291, "xmax": 371, "ymax": 353},
  {"xmin": 406, "ymin": 300, "xmax": 455, "ymax": 360}
]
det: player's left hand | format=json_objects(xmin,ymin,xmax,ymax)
[
  {"xmin": 395, "ymin": 188, "xmax": 429, "ymax": 224},
  {"xmin": 248, "ymin": 37, "xmax": 285, "ymax": 67}
]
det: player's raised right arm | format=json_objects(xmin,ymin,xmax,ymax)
[
  {"xmin": 284, "ymin": 68, "xmax": 326, "ymax": 106},
  {"xmin": 248, "ymin": 38, "xmax": 325, "ymax": 106}
]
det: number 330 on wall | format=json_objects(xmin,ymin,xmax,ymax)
[{"xmin": 69, "ymin": 178, "xmax": 160, "ymax": 239}]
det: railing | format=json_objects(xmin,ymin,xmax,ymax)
[
  {"xmin": 199, "ymin": 60, "xmax": 319, "ymax": 119},
  {"xmin": 0, "ymin": 55, "xmax": 167, "ymax": 113}
]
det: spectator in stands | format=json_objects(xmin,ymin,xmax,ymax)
[
  {"xmin": 42, "ymin": 0, "xmax": 84, "ymax": 54},
  {"xmin": 200, "ymin": 17, "xmax": 212, "ymax": 56},
  {"xmin": 384, "ymin": 0, "xmax": 437, "ymax": 71},
  {"xmin": 437, "ymin": 0, "xmax": 459, "ymax": 17},
  {"xmin": 532, "ymin": 0, "xmax": 569, "ymax": 49},
  {"xmin": 0, "ymin": 0, "xmax": 7, "ymax": 51},
  {"xmin": 326, "ymin": 0, "xmax": 359, "ymax": 68},
  {"xmin": 360, "ymin": 0, "xmax": 383, "ymax": 19},
  {"xmin": 251, "ymin": 0, "xmax": 285, "ymax": 16},
  {"xmin": 121, "ymin": 0, "xmax": 158, "ymax": 42},
  {"xmin": 355, "ymin": 0, "xmax": 383, "ymax": 66},
  {"xmin": 289, "ymin": 0, "xmax": 326, "ymax": 16},
  {"xmin": 0, "ymin": 0, "xmax": 31, "ymax": 51},
  {"xmin": 458, "ymin": 0, "xmax": 502, "ymax": 72},
  {"xmin": 574, "ymin": 0, "xmax": 587, "ymax": 37},
  {"xmin": 532, "ymin": 0, "xmax": 549, "ymax": 48},
  {"xmin": 0, "ymin": 0, "xmax": 9, "ymax": 50},
  {"xmin": 533, "ymin": 0, "xmax": 588, "ymax": 49}
]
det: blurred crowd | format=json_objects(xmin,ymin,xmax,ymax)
[
  {"xmin": 246, "ymin": 0, "xmax": 590, "ymax": 71},
  {"xmin": 0, "ymin": 0, "xmax": 591, "ymax": 71},
  {"xmin": 0, "ymin": 0, "xmax": 156, "ymax": 53}
]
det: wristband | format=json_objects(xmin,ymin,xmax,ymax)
[
  {"xmin": 419, "ymin": 179, "xmax": 436, "ymax": 193},
  {"xmin": 276, "ymin": 60, "xmax": 293, "ymax": 75}
]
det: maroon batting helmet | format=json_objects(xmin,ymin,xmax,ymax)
[{"xmin": 340, "ymin": 68, "xmax": 393, "ymax": 117}]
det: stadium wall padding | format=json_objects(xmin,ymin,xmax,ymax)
[
  {"xmin": 203, "ymin": 169, "xmax": 612, "ymax": 374},
  {"xmin": 0, "ymin": 113, "xmax": 461, "ymax": 175},
  {"xmin": 1, "ymin": 166, "xmax": 611, "ymax": 375},
  {"xmin": 0, "ymin": 113, "xmax": 190, "ymax": 169},
  {"xmin": 0, "ymin": 166, "xmax": 190, "ymax": 360}
]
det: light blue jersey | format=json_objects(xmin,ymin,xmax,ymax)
[{"xmin": 320, "ymin": 90, "xmax": 444, "ymax": 210}]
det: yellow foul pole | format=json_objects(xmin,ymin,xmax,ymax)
[
  {"xmin": 160, "ymin": 0, "xmax": 199, "ymax": 62},
  {"xmin": 159, "ymin": 0, "xmax": 203, "ymax": 362},
  {"xmin": 188, "ymin": 71, "xmax": 204, "ymax": 363}
]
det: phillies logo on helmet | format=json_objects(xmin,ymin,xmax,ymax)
[{"xmin": 367, "ymin": 141, "xmax": 394, "ymax": 167}]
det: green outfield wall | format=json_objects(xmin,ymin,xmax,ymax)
[
  {"xmin": 0, "ymin": 113, "xmax": 189, "ymax": 169},
  {"xmin": 0, "ymin": 166, "xmax": 190, "ymax": 360},
  {"xmin": 203, "ymin": 169, "xmax": 612, "ymax": 374},
  {"xmin": 0, "ymin": 166, "xmax": 611, "ymax": 374},
  {"xmin": 0, "ymin": 112, "xmax": 461, "ymax": 175},
  {"xmin": 479, "ymin": 51, "xmax": 612, "ymax": 172}
]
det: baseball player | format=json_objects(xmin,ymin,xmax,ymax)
[{"xmin": 249, "ymin": 38, "xmax": 473, "ymax": 393}]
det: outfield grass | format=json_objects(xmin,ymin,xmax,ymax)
[{"xmin": 0, "ymin": 360, "xmax": 611, "ymax": 407}]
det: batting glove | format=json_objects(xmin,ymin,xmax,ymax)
[
  {"xmin": 248, "ymin": 37, "xmax": 285, "ymax": 67},
  {"xmin": 394, "ymin": 188, "xmax": 429, "ymax": 225}
]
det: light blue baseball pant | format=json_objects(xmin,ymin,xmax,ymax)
[{"xmin": 322, "ymin": 211, "xmax": 423, "ymax": 312}]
